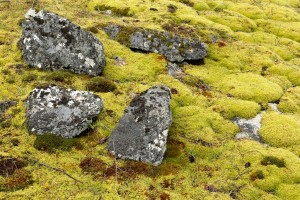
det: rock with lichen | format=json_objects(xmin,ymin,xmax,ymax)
[
  {"xmin": 20, "ymin": 9, "xmax": 106, "ymax": 76},
  {"xmin": 104, "ymin": 24, "xmax": 208, "ymax": 62},
  {"xmin": 26, "ymin": 85, "xmax": 103, "ymax": 138},
  {"xmin": 108, "ymin": 85, "xmax": 172, "ymax": 166}
]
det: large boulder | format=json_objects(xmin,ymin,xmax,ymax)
[
  {"xmin": 26, "ymin": 85, "xmax": 103, "ymax": 138},
  {"xmin": 108, "ymin": 85, "xmax": 172, "ymax": 166},
  {"xmin": 20, "ymin": 9, "xmax": 106, "ymax": 76},
  {"xmin": 104, "ymin": 24, "xmax": 207, "ymax": 62}
]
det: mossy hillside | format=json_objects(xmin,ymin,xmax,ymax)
[{"xmin": 0, "ymin": 0, "xmax": 300, "ymax": 199}]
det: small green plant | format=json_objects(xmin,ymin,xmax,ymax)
[
  {"xmin": 261, "ymin": 156, "xmax": 286, "ymax": 168},
  {"xmin": 34, "ymin": 133, "xmax": 83, "ymax": 153},
  {"xmin": 87, "ymin": 77, "xmax": 117, "ymax": 93}
]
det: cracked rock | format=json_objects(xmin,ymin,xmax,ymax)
[
  {"xmin": 26, "ymin": 85, "xmax": 103, "ymax": 138},
  {"xmin": 20, "ymin": 9, "xmax": 106, "ymax": 76},
  {"xmin": 108, "ymin": 85, "xmax": 172, "ymax": 166}
]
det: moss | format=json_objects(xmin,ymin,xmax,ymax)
[
  {"xmin": 84, "ymin": 26, "xmax": 99, "ymax": 34},
  {"xmin": 0, "ymin": 157, "xmax": 26, "ymax": 176},
  {"xmin": 261, "ymin": 156, "xmax": 286, "ymax": 168},
  {"xmin": 250, "ymin": 170, "xmax": 265, "ymax": 181},
  {"xmin": 277, "ymin": 184, "xmax": 300, "ymax": 200},
  {"xmin": 34, "ymin": 133, "xmax": 83, "ymax": 153},
  {"xmin": 278, "ymin": 87, "xmax": 300, "ymax": 115},
  {"xmin": 214, "ymin": 73, "xmax": 283, "ymax": 103},
  {"xmin": 94, "ymin": 5, "xmax": 133, "ymax": 17},
  {"xmin": 45, "ymin": 70, "xmax": 74, "ymax": 85},
  {"xmin": 22, "ymin": 73, "xmax": 37, "ymax": 82},
  {"xmin": 260, "ymin": 112, "xmax": 300, "ymax": 149},
  {"xmin": 0, "ymin": 169, "xmax": 32, "ymax": 191},
  {"xmin": 211, "ymin": 98, "xmax": 261, "ymax": 119},
  {"xmin": 80, "ymin": 157, "xmax": 106, "ymax": 173},
  {"xmin": 87, "ymin": 77, "xmax": 117, "ymax": 93}
]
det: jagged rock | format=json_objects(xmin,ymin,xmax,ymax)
[
  {"xmin": 26, "ymin": 85, "xmax": 103, "ymax": 138},
  {"xmin": 233, "ymin": 112, "xmax": 265, "ymax": 142},
  {"xmin": 20, "ymin": 9, "xmax": 106, "ymax": 76},
  {"xmin": 108, "ymin": 85, "xmax": 172, "ymax": 166},
  {"xmin": 104, "ymin": 24, "xmax": 208, "ymax": 62},
  {"xmin": 0, "ymin": 101, "xmax": 17, "ymax": 115}
]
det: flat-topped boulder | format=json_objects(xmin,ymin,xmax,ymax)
[
  {"xmin": 26, "ymin": 85, "xmax": 103, "ymax": 138},
  {"xmin": 20, "ymin": 9, "xmax": 106, "ymax": 76},
  {"xmin": 104, "ymin": 24, "xmax": 208, "ymax": 62},
  {"xmin": 108, "ymin": 85, "xmax": 172, "ymax": 166}
]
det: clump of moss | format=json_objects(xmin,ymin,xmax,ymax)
[
  {"xmin": 250, "ymin": 170, "xmax": 264, "ymax": 181},
  {"xmin": 0, "ymin": 169, "xmax": 32, "ymax": 191},
  {"xmin": 34, "ymin": 134, "xmax": 83, "ymax": 153},
  {"xmin": 22, "ymin": 73, "xmax": 37, "ymax": 82},
  {"xmin": 87, "ymin": 77, "xmax": 117, "ymax": 93},
  {"xmin": 261, "ymin": 156, "xmax": 286, "ymax": 168},
  {"xmin": 45, "ymin": 70, "xmax": 74, "ymax": 85},
  {"xmin": 278, "ymin": 87, "xmax": 300, "ymax": 115},
  {"xmin": 80, "ymin": 157, "xmax": 106, "ymax": 173},
  {"xmin": 94, "ymin": 5, "xmax": 133, "ymax": 17},
  {"xmin": 85, "ymin": 26, "xmax": 99, "ymax": 34}
]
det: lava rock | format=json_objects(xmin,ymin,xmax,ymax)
[
  {"xmin": 20, "ymin": 9, "xmax": 106, "ymax": 76},
  {"xmin": 233, "ymin": 112, "xmax": 265, "ymax": 142},
  {"xmin": 108, "ymin": 85, "xmax": 172, "ymax": 166},
  {"xmin": 26, "ymin": 85, "xmax": 103, "ymax": 138},
  {"xmin": 130, "ymin": 30, "xmax": 207, "ymax": 62},
  {"xmin": 0, "ymin": 101, "xmax": 17, "ymax": 115}
]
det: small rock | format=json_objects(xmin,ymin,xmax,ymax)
[
  {"xmin": 0, "ymin": 101, "xmax": 17, "ymax": 115},
  {"xmin": 233, "ymin": 112, "xmax": 265, "ymax": 142},
  {"xmin": 268, "ymin": 103, "xmax": 281, "ymax": 113},
  {"xmin": 105, "ymin": 10, "xmax": 112, "ymax": 15},
  {"xmin": 108, "ymin": 85, "xmax": 172, "ymax": 166},
  {"xmin": 20, "ymin": 9, "xmax": 106, "ymax": 76},
  {"xmin": 113, "ymin": 56, "xmax": 126, "ymax": 66},
  {"xmin": 26, "ymin": 85, "xmax": 103, "ymax": 138},
  {"xmin": 167, "ymin": 62, "xmax": 183, "ymax": 78}
]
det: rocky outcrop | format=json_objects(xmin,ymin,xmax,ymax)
[
  {"xmin": 20, "ymin": 9, "xmax": 106, "ymax": 76},
  {"xmin": 108, "ymin": 85, "xmax": 172, "ymax": 166},
  {"xmin": 26, "ymin": 85, "xmax": 103, "ymax": 138},
  {"xmin": 104, "ymin": 24, "xmax": 207, "ymax": 62},
  {"xmin": 233, "ymin": 113, "xmax": 265, "ymax": 142}
]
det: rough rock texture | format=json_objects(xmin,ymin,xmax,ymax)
[
  {"xmin": 26, "ymin": 85, "xmax": 103, "ymax": 138},
  {"xmin": 233, "ymin": 112, "xmax": 265, "ymax": 142},
  {"xmin": 167, "ymin": 62, "xmax": 184, "ymax": 78},
  {"xmin": 20, "ymin": 9, "xmax": 106, "ymax": 76},
  {"xmin": 104, "ymin": 24, "xmax": 207, "ymax": 62},
  {"xmin": 108, "ymin": 85, "xmax": 172, "ymax": 166},
  {"xmin": 0, "ymin": 101, "xmax": 17, "ymax": 115}
]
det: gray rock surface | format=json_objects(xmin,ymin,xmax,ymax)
[
  {"xmin": 233, "ymin": 112, "xmax": 265, "ymax": 142},
  {"xmin": 20, "ymin": 9, "xmax": 106, "ymax": 76},
  {"xmin": 26, "ymin": 85, "xmax": 103, "ymax": 138},
  {"xmin": 0, "ymin": 101, "xmax": 17, "ymax": 115},
  {"xmin": 104, "ymin": 24, "xmax": 207, "ymax": 62},
  {"xmin": 167, "ymin": 62, "xmax": 184, "ymax": 78},
  {"xmin": 108, "ymin": 85, "xmax": 172, "ymax": 166}
]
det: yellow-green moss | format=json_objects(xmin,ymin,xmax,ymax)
[
  {"xmin": 278, "ymin": 87, "xmax": 300, "ymax": 115},
  {"xmin": 211, "ymin": 98, "xmax": 261, "ymax": 119},
  {"xmin": 214, "ymin": 73, "xmax": 283, "ymax": 103},
  {"xmin": 260, "ymin": 112, "xmax": 300, "ymax": 149}
]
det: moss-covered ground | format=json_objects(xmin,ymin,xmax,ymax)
[{"xmin": 0, "ymin": 0, "xmax": 299, "ymax": 199}]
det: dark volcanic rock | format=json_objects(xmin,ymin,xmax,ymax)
[
  {"xmin": 20, "ymin": 9, "xmax": 106, "ymax": 76},
  {"xmin": 26, "ymin": 85, "xmax": 103, "ymax": 138},
  {"xmin": 104, "ymin": 24, "xmax": 207, "ymax": 62},
  {"xmin": 108, "ymin": 85, "xmax": 172, "ymax": 166},
  {"xmin": 0, "ymin": 101, "xmax": 17, "ymax": 115}
]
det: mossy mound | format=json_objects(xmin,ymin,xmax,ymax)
[{"xmin": 278, "ymin": 87, "xmax": 300, "ymax": 115}]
